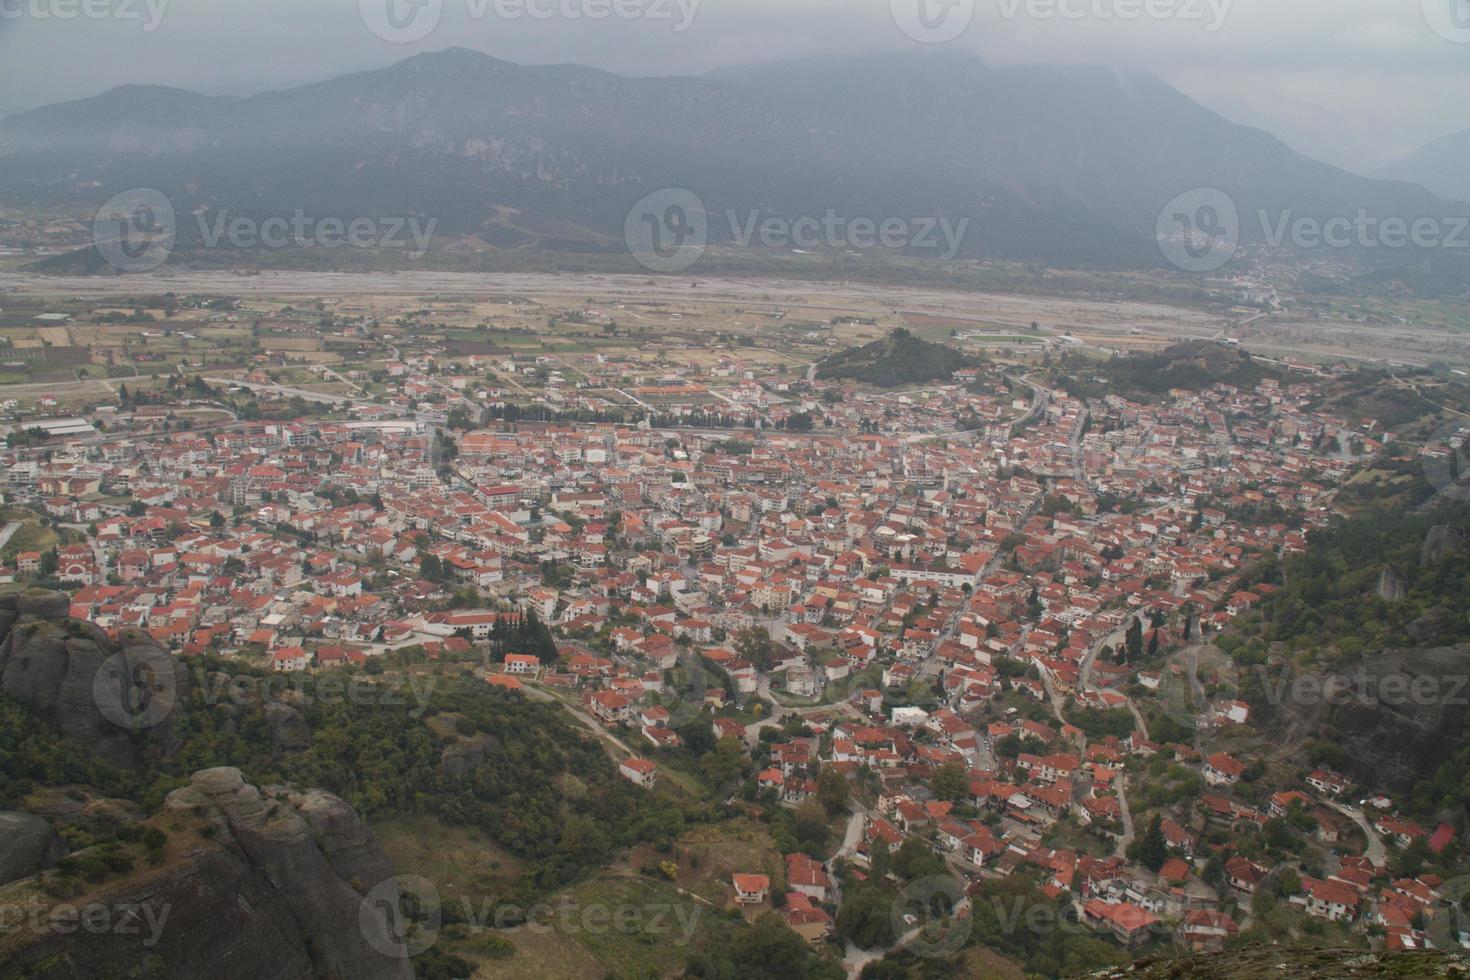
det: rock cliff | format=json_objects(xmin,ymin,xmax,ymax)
[
  {"xmin": 0, "ymin": 590, "xmax": 191, "ymax": 770},
  {"xmin": 0, "ymin": 768, "xmax": 415, "ymax": 980}
]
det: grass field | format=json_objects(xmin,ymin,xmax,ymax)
[
  {"xmin": 372, "ymin": 813, "xmax": 525, "ymax": 910},
  {"xmin": 0, "ymin": 509, "xmax": 58, "ymax": 561}
]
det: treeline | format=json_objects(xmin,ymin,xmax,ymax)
[{"xmin": 484, "ymin": 610, "xmax": 559, "ymax": 664}]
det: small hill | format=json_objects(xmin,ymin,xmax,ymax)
[
  {"xmin": 815, "ymin": 328, "xmax": 983, "ymax": 387},
  {"xmin": 1055, "ymin": 340, "xmax": 1275, "ymax": 402}
]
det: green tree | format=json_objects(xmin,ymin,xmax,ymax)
[
  {"xmin": 700, "ymin": 737, "xmax": 747, "ymax": 788},
  {"xmin": 1125, "ymin": 619, "xmax": 1143, "ymax": 662},
  {"xmin": 817, "ymin": 765, "xmax": 850, "ymax": 816},
  {"xmin": 931, "ymin": 761, "xmax": 969, "ymax": 801},
  {"xmin": 1130, "ymin": 813, "xmax": 1168, "ymax": 872},
  {"xmin": 835, "ymin": 885, "xmax": 897, "ymax": 950}
]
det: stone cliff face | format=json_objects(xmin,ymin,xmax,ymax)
[
  {"xmin": 0, "ymin": 590, "xmax": 191, "ymax": 770},
  {"xmin": 1257, "ymin": 645, "xmax": 1470, "ymax": 794},
  {"xmin": 0, "ymin": 769, "xmax": 415, "ymax": 980}
]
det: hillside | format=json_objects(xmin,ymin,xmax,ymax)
[
  {"xmin": 0, "ymin": 590, "xmax": 697, "ymax": 979},
  {"xmin": 1, "ymin": 49, "xmax": 1464, "ymax": 272},
  {"xmin": 1086, "ymin": 947, "xmax": 1470, "ymax": 979},
  {"xmin": 1380, "ymin": 128, "xmax": 1470, "ymax": 204},
  {"xmin": 814, "ymin": 329, "xmax": 984, "ymax": 387},
  {"xmin": 1054, "ymin": 340, "xmax": 1276, "ymax": 402}
]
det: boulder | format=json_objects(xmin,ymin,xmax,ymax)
[{"xmin": 0, "ymin": 812, "xmax": 66, "ymax": 886}]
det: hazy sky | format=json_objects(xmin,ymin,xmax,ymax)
[{"xmin": 1, "ymin": 0, "xmax": 1466, "ymax": 172}]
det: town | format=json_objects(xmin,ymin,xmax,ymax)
[{"xmin": 1, "ymin": 283, "xmax": 1466, "ymax": 977}]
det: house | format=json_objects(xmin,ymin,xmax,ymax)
[
  {"xmin": 1306, "ymin": 770, "xmax": 1349, "ymax": 797},
  {"xmin": 1203, "ymin": 752, "xmax": 1246, "ymax": 786},
  {"xmin": 619, "ymin": 757, "xmax": 657, "ymax": 788},
  {"xmin": 1224, "ymin": 856, "xmax": 1268, "ymax": 897},
  {"xmin": 1375, "ymin": 818, "xmax": 1429, "ymax": 849},
  {"xmin": 1180, "ymin": 909, "xmax": 1238, "ymax": 952},
  {"xmin": 732, "ymin": 873, "xmax": 770, "ymax": 905},
  {"xmin": 785, "ymin": 853, "xmax": 831, "ymax": 902},
  {"xmin": 589, "ymin": 690, "xmax": 632, "ymax": 724},
  {"xmin": 781, "ymin": 892, "xmax": 833, "ymax": 944},
  {"xmin": 503, "ymin": 653, "xmax": 540, "ymax": 675},
  {"xmin": 1305, "ymin": 879, "xmax": 1359, "ymax": 922},
  {"xmin": 1082, "ymin": 900, "xmax": 1160, "ymax": 947},
  {"xmin": 271, "ymin": 646, "xmax": 309, "ymax": 672}
]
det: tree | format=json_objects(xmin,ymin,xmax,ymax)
[
  {"xmin": 1124, "ymin": 618, "xmax": 1144, "ymax": 662},
  {"xmin": 700, "ymin": 737, "xmax": 747, "ymax": 788},
  {"xmin": 677, "ymin": 716, "xmax": 716, "ymax": 757},
  {"xmin": 892, "ymin": 838, "xmax": 945, "ymax": 881},
  {"xmin": 869, "ymin": 838, "xmax": 892, "ymax": 881},
  {"xmin": 817, "ymin": 765, "xmax": 849, "ymax": 816},
  {"xmin": 793, "ymin": 799, "xmax": 828, "ymax": 852},
  {"xmin": 419, "ymin": 554, "xmax": 446, "ymax": 582},
  {"xmin": 1131, "ymin": 813, "xmax": 1168, "ymax": 872},
  {"xmin": 785, "ymin": 411, "xmax": 814, "ymax": 432},
  {"xmin": 725, "ymin": 913, "xmax": 820, "ymax": 980},
  {"xmin": 835, "ymin": 886, "xmax": 897, "ymax": 950},
  {"xmin": 732, "ymin": 627, "xmax": 778, "ymax": 671},
  {"xmin": 931, "ymin": 761, "xmax": 969, "ymax": 802}
]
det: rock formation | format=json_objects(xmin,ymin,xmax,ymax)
[
  {"xmin": 0, "ymin": 589, "xmax": 191, "ymax": 769},
  {"xmin": 0, "ymin": 769, "xmax": 415, "ymax": 980}
]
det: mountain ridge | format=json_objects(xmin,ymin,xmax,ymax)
[{"xmin": 1, "ymin": 47, "xmax": 1463, "ymax": 271}]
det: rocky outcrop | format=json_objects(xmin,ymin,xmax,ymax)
[
  {"xmin": 1260, "ymin": 646, "xmax": 1470, "ymax": 793},
  {"xmin": 0, "ymin": 769, "xmax": 415, "ymax": 980},
  {"xmin": 1421, "ymin": 523, "xmax": 1464, "ymax": 566},
  {"xmin": 438, "ymin": 732, "xmax": 497, "ymax": 779},
  {"xmin": 0, "ymin": 590, "xmax": 191, "ymax": 770},
  {"xmin": 1375, "ymin": 565, "xmax": 1406, "ymax": 601},
  {"xmin": 264, "ymin": 702, "xmax": 312, "ymax": 757},
  {"xmin": 24, "ymin": 787, "xmax": 142, "ymax": 832},
  {"xmin": 0, "ymin": 811, "xmax": 67, "ymax": 886}
]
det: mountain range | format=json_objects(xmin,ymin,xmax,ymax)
[
  {"xmin": 0, "ymin": 47, "xmax": 1465, "ymax": 271},
  {"xmin": 1381, "ymin": 128, "xmax": 1470, "ymax": 204}
]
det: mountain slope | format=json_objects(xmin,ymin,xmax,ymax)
[
  {"xmin": 0, "ymin": 48, "xmax": 1462, "ymax": 269},
  {"xmin": 1380, "ymin": 128, "xmax": 1470, "ymax": 204}
]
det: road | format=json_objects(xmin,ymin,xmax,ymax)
[
  {"xmin": 0, "ymin": 522, "xmax": 22, "ymax": 554},
  {"xmin": 522, "ymin": 684, "xmax": 638, "ymax": 758},
  {"xmin": 1114, "ymin": 772, "xmax": 1136, "ymax": 858},
  {"xmin": 1329, "ymin": 801, "xmax": 1388, "ymax": 866}
]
